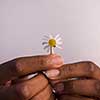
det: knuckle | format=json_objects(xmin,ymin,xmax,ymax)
[
  {"xmin": 69, "ymin": 81, "xmax": 74, "ymax": 92},
  {"xmin": 63, "ymin": 64, "xmax": 75, "ymax": 73},
  {"xmin": 60, "ymin": 64, "xmax": 77, "ymax": 79},
  {"xmin": 15, "ymin": 83, "xmax": 30, "ymax": 100},
  {"xmin": 85, "ymin": 61, "xmax": 96, "ymax": 73},
  {"xmin": 38, "ymin": 57, "xmax": 45, "ymax": 66},
  {"xmin": 15, "ymin": 59, "xmax": 25, "ymax": 74},
  {"xmin": 35, "ymin": 56, "xmax": 45, "ymax": 67},
  {"xmin": 65, "ymin": 81, "xmax": 74, "ymax": 93}
]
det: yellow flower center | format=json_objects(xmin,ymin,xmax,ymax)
[{"xmin": 48, "ymin": 39, "xmax": 56, "ymax": 47}]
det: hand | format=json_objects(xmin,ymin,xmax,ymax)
[
  {"xmin": 0, "ymin": 54, "xmax": 63, "ymax": 100},
  {"xmin": 46, "ymin": 61, "xmax": 100, "ymax": 100}
]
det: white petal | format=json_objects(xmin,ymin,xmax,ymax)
[
  {"xmin": 56, "ymin": 39, "xmax": 62, "ymax": 43},
  {"xmin": 42, "ymin": 38, "xmax": 48, "ymax": 41},
  {"xmin": 43, "ymin": 45, "xmax": 49, "ymax": 50},
  {"xmin": 56, "ymin": 45, "xmax": 63, "ymax": 49},
  {"xmin": 42, "ymin": 42, "xmax": 48, "ymax": 45},
  {"xmin": 56, "ymin": 39, "xmax": 62, "ymax": 42},
  {"xmin": 57, "ymin": 40, "xmax": 63, "ymax": 44},
  {"xmin": 57, "ymin": 41, "xmax": 63, "ymax": 45},
  {"xmin": 55, "ymin": 34, "xmax": 60, "ymax": 40},
  {"xmin": 49, "ymin": 34, "xmax": 53, "ymax": 39},
  {"xmin": 43, "ymin": 35, "xmax": 50, "ymax": 39},
  {"xmin": 56, "ymin": 37, "xmax": 61, "ymax": 40}
]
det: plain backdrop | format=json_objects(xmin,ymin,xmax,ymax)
[{"xmin": 0, "ymin": 0, "xmax": 100, "ymax": 66}]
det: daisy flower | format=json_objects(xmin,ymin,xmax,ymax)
[{"xmin": 42, "ymin": 34, "xmax": 63, "ymax": 54}]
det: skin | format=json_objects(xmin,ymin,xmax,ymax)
[
  {"xmin": 58, "ymin": 95, "xmax": 95, "ymax": 100},
  {"xmin": 51, "ymin": 61, "xmax": 100, "ymax": 80},
  {"xmin": 31, "ymin": 85, "xmax": 55, "ymax": 100},
  {"xmin": 1, "ymin": 55, "xmax": 100, "ymax": 100},
  {"xmin": 51, "ymin": 61, "xmax": 100, "ymax": 100},
  {"xmin": 0, "ymin": 54, "xmax": 63, "ymax": 100}
]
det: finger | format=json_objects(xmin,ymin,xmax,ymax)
[
  {"xmin": 58, "ymin": 94, "xmax": 95, "ymax": 100},
  {"xmin": 0, "ymin": 54, "xmax": 63, "ymax": 84},
  {"xmin": 0, "ymin": 74, "xmax": 48, "ymax": 100},
  {"xmin": 30, "ymin": 85, "xmax": 55, "ymax": 100},
  {"xmin": 12, "ymin": 73, "xmax": 38, "ymax": 84},
  {"xmin": 46, "ymin": 61, "xmax": 100, "ymax": 80},
  {"xmin": 54, "ymin": 79, "xmax": 100, "ymax": 98}
]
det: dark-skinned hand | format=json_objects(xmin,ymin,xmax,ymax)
[
  {"xmin": 46, "ymin": 61, "xmax": 100, "ymax": 100},
  {"xmin": 0, "ymin": 54, "xmax": 63, "ymax": 100}
]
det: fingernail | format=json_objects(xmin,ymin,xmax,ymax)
[
  {"xmin": 52, "ymin": 56, "xmax": 63, "ymax": 64},
  {"xmin": 50, "ymin": 55, "xmax": 64, "ymax": 67},
  {"xmin": 45, "ymin": 69, "xmax": 60, "ymax": 78}
]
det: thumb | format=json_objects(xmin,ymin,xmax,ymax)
[{"xmin": 0, "ymin": 54, "xmax": 63, "ymax": 84}]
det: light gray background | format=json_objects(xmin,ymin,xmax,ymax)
[{"xmin": 0, "ymin": 0, "xmax": 100, "ymax": 66}]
